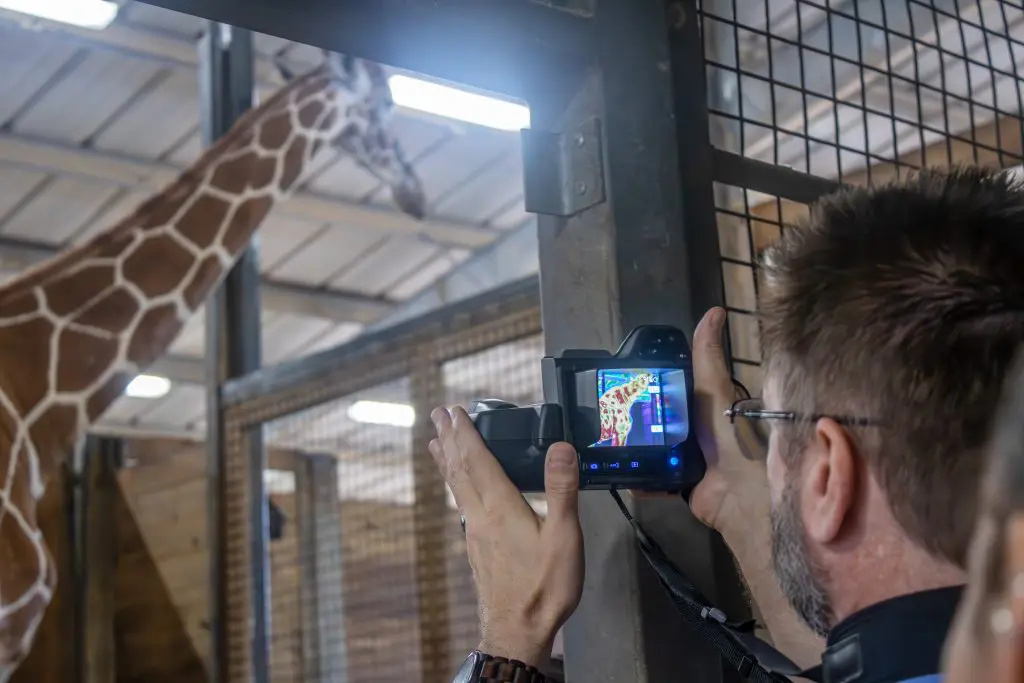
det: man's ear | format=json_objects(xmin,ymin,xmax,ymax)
[{"xmin": 803, "ymin": 418, "xmax": 857, "ymax": 545}]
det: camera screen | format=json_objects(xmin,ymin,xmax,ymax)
[{"xmin": 591, "ymin": 368, "xmax": 689, "ymax": 448}]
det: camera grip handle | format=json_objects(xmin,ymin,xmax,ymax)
[{"xmin": 471, "ymin": 403, "xmax": 566, "ymax": 493}]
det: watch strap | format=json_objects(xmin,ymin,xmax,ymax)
[{"xmin": 478, "ymin": 655, "xmax": 547, "ymax": 683}]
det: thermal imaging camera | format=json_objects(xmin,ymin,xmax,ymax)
[{"xmin": 469, "ymin": 325, "xmax": 705, "ymax": 495}]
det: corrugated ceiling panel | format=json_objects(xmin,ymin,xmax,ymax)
[
  {"xmin": 92, "ymin": 69, "xmax": 199, "ymax": 159},
  {"xmin": 357, "ymin": 115, "xmax": 454, "ymax": 207},
  {"xmin": 391, "ymin": 114, "xmax": 453, "ymax": 161},
  {"xmin": 256, "ymin": 212, "xmax": 326, "ymax": 272},
  {"xmin": 298, "ymin": 322, "xmax": 363, "ymax": 355},
  {"xmin": 101, "ymin": 394, "xmax": 159, "ymax": 423},
  {"xmin": 0, "ymin": 29, "xmax": 79, "ymax": 126},
  {"xmin": 486, "ymin": 197, "xmax": 530, "ymax": 231},
  {"xmin": 330, "ymin": 237, "xmax": 440, "ymax": 296},
  {"xmin": 72, "ymin": 188, "xmax": 154, "ymax": 244},
  {"xmin": 165, "ymin": 130, "xmax": 202, "ymax": 166},
  {"xmin": 262, "ymin": 313, "xmax": 335, "ymax": 364},
  {"xmin": 168, "ymin": 305, "xmax": 207, "ymax": 356},
  {"xmin": 432, "ymin": 150, "xmax": 522, "ymax": 224},
  {"xmin": 278, "ymin": 43, "xmax": 324, "ymax": 73},
  {"xmin": 134, "ymin": 384, "xmax": 207, "ymax": 426},
  {"xmin": 267, "ymin": 225, "xmax": 384, "ymax": 285},
  {"xmin": 306, "ymin": 157, "xmax": 381, "ymax": 200},
  {"xmin": 122, "ymin": 2, "xmax": 203, "ymax": 37},
  {"xmin": 413, "ymin": 128, "xmax": 518, "ymax": 207},
  {"xmin": 0, "ymin": 177, "xmax": 119, "ymax": 244},
  {"xmin": 14, "ymin": 52, "xmax": 161, "ymax": 144},
  {"xmin": 253, "ymin": 34, "xmax": 292, "ymax": 59},
  {"xmin": 0, "ymin": 166, "xmax": 47, "ymax": 221},
  {"xmin": 386, "ymin": 248, "xmax": 472, "ymax": 300}
]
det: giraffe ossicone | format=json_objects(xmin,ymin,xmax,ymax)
[{"xmin": 0, "ymin": 51, "xmax": 424, "ymax": 681}]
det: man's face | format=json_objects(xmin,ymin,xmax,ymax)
[{"xmin": 765, "ymin": 376, "xmax": 835, "ymax": 637}]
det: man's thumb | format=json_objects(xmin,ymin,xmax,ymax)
[
  {"xmin": 543, "ymin": 442, "xmax": 580, "ymax": 523},
  {"xmin": 693, "ymin": 307, "xmax": 732, "ymax": 396}
]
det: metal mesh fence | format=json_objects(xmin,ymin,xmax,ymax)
[
  {"xmin": 262, "ymin": 378, "xmax": 419, "ymax": 683},
  {"xmin": 702, "ymin": 0, "xmax": 1024, "ymax": 179},
  {"xmin": 440, "ymin": 335, "xmax": 547, "ymax": 673},
  {"xmin": 701, "ymin": 0, "xmax": 1024, "ymax": 385},
  {"xmin": 218, "ymin": 292, "xmax": 543, "ymax": 683}
]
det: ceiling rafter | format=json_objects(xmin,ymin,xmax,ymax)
[{"xmin": 0, "ymin": 133, "xmax": 497, "ymax": 249}]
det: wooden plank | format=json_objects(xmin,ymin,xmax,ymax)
[
  {"xmin": 410, "ymin": 359, "xmax": 451, "ymax": 683},
  {"xmin": 113, "ymin": 474, "xmax": 208, "ymax": 683}
]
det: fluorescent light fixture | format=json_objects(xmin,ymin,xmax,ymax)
[
  {"xmin": 0, "ymin": 0, "xmax": 119, "ymax": 30},
  {"xmin": 125, "ymin": 374, "xmax": 172, "ymax": 399},
  {"xmin": 347, "ymin": 400, "xmax": 416, "ymax": 428},
  {"xmin": 388, "ymin": 74, "xmax": 530, "ymax": 131}
]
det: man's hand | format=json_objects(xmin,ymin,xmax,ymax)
[
  {"xmin": 428, "ymin": 406, "xmax": 584, "ymax": 669},
  {"xmin": 686, "ymin": 308, "xmax": 824, "ymax": 667},
  {"xmin": 688, "ymin": 307, "xmax": 771, "ymax": 533}
]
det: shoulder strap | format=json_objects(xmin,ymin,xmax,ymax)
[{"xmin": 608, "ymin": 490, "xmax": 822, "ymax": 683}]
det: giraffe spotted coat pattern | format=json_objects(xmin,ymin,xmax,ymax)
[
  {"xmin": 0, "ymin": 52, "xmax": 424, "ymax": 680},
  {"xmin": 597, "ymin": 372, "xmax": 655, "ymax": 447}
]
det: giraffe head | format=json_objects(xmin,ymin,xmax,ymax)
[
  {"xmin": 277, "ymin": 51, "xmax": 427, "ymax": 220},
  {"xmin": 633, "ymin": 372, "xmax": 655, "ymax": 391}
]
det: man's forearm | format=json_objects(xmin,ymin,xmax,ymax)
[{"xmin": 719, "ymin": 495, "xmax": 824, "ymax": 670}]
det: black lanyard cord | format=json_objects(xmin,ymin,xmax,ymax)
[{"xmin": 608, "ymin": 488, "xmax": 816, "ymax": 683}]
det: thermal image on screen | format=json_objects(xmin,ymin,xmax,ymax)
[{"xmin": 592, "ymin": 369, "xmax": 666, "ymax": 447}]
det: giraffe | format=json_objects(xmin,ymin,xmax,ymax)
[
  {"xmin": 596, "ymin": 372, "xmax": 655, "ymax": 447},
  {"xmin": 0, "ymin": 50, "xmax": 425, "ymax": 680}
]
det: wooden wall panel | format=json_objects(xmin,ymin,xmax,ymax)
[{"xmin": 116, "ymin": 436, "xmax": 480, "ymax": 683}]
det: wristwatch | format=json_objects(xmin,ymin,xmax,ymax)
[{"xmin": 453, "ymin": 651, "xmax": 548, "ymax": 683}]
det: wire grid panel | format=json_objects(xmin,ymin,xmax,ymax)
[
  {"xmin": 263, "ymin": 377, "xmax": 421, "ymax": 683},
  {"xmin": 265, "ymin": 469, "xmax": 302, "ymax": 683},
  {"xmin": 715, "ymin": 185, "xmax": 809, "ymax": 395},
  {"xmin": 700, "ymin": 0, "xmax": 1024, "ymax": 182},
  {"xmin": 440, "ymin": 334, "xmax": 547, "ymax": 673}
]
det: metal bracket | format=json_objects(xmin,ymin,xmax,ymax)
[{"xmin": 521, "ymin": 117, "xmax": 606, "ymax": 217}]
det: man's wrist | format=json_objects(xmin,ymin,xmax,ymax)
[
  {"xmin": 477, "ymin": 637, "xmax": 550, "ymax": 670},
  {"xmin": 715, "ymin": 479, "xmax": 771, "ymax": 554}
]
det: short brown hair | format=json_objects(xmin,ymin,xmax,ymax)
[{"xmin": 759, "ymin": 166, "xmax": 1024, "ymax": 567}]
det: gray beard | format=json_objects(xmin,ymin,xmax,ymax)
[{"xmin": 770, "ymin": 480, "xmax": 836, "ymax": 637}]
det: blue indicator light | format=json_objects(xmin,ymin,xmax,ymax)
[
  {"xmin": 588, "ymin": 463, "xmax": 599, "ymax": 471},
  {"xmin": 608, "ymin": 462, "xmax": 620, "ymax": 469},
  {"xmin": 630, "ymin": 461, "xmax": 640, "ymax": 469},
  {"xmin": 669, "ymin": 456, "xmax": 680, "ymax": 467}
]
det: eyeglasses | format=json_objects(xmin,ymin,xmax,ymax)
[{"xmin": 723, "ymin": 381, "xmax": 883, "ymax": 451}]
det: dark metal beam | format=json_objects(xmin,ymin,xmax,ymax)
[
  {"xmin": 711, "ymin": 149, "xmax": 842, "ymax": 205},
  {"xmin": 528, "ymin": 0, "xmax": 748, "ymax": 681},
  {"xmin": 134, "ymin": 0, "xmax": 593, "ymax": 100},
  {"xmin": 199, "ymin": 24, "xmax": 269, "ymax": 683},
  {"xmin": 71, "ymin": 436, "xmax": 121, "ymax": 683}
]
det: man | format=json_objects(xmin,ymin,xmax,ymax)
[
  {"xmin": 429, "ymin": 167, "xmax": 1024, "ymax": 683},
  {"xmin": 942, "ymin": 354, "xmax": 1024, "ymax": 683}
]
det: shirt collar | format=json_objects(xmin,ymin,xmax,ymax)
[{"xmin": 814, "ymin": 586, "xmax": 963, "ymax": 683}]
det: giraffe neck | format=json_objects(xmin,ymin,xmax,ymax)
[{"xmin": 0, "ymin": 63, "xmax": 349, "ymax": 504}]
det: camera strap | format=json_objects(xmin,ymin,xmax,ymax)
[{"xmin": 609, "ymin": 489, "xmax": 822, "ymax": 683}]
